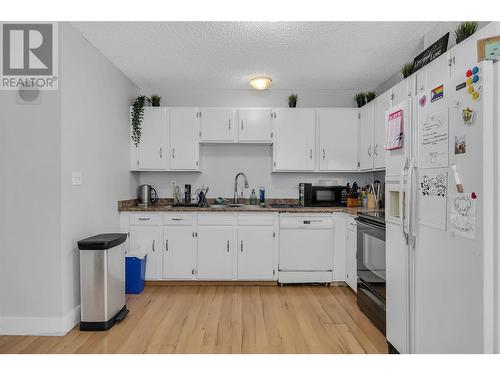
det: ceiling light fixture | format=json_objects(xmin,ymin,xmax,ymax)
[{"xmin": 249, "ymin": 76, "xmax": 272, "ymax": 91}]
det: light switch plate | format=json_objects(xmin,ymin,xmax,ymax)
[{"xmin": 72, "ymin": 171, "xmax": 82, "ymax": 186}]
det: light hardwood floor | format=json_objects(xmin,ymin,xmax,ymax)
[{"xmin": 0, "ymin": 285, "xmax": 387, "ymax": 354}]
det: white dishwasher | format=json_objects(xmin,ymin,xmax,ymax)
[{"xmin": 278, "ymin": 214, "xmax": 334, "ymax": 284}]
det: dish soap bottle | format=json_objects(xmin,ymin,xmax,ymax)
[{"xmin": 250, "ymin": 189, "xmax": 257, "ymax": 205}]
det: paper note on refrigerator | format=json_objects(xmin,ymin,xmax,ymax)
[
  {"xmin": 419, "ymin": 110, "xmax": 449, "ymax": 169},
  {"xmin": 450, "ymin": 193, "xmax": 477, "ymax": 240},
  {"xmin": 418, "ymin": 170, "xmax": 447, "ymax": 231},
  {"xmin": 386, "ymin": 110, "xmax": 404, "ymax": 150}
]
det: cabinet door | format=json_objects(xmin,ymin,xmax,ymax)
[
  {"xmin": 199, "ymin": 108, "xmax": 235, "ymax": 142},
  {"xmin": 391, "ymin": 77, "xmax": 415, "ymax": 107},
  {"xmin": 318, "ymin": 109, "xmax": 359, "ymax": 171},
  {"xmin": 129, "ymin": 225, "xmax": 163, "ymax": 280},
  {"xmin": 197, "ymin": 226, "xmax": 233, "ymax": 279},
  {"xmin": 138, "ymin": 108, "xmax": 168, "ymax": 170},
  {"xmin": 345, "ymin": 220, "xmax": 357, "ymax": 292},
  {"xmin": 163, "ymin": 226, "xmax": 197, "ymax": 279},
  {"xmin": 238, "ymin": 108, "xmax": 272, "ymax": 142},
  {"xmin": 237, "ymin": 226, "xmax": 274, "ymax": 280},
  {"xmin": 373, "ymin": 91, "xmax": 391, "ymax": 169},
  {"xmin": 272, "ymin": 108, "xmax": 315, "ymax": 171},
  {"xmin": 170, "ymin": 107, "xmax": 199, "ymax": 170},
  {"xmin": 358, "ymin": 101, "xmax": 374, "ymax": 170},
  {"xmin": 425, "ymin": 52, "xmax": 452, "ymax": 92},
  {"xmin": 333, "ymin": 214, "xmax": 347, "ymax": 281}
]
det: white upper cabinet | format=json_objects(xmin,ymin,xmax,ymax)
[
  {"xmin": 390, "ymin": 76, "xmax": 415, "ymax": 106},
  {"xmin": 237, "ymin": 108, "xmax": 272, "ymax": 143},
  {"xmin": 169, "ymin": 107, "xmax": 200, "ymax": 170},
  {"xmin": 318, "ymin": 109, "xmax": 359, "ymax": 171},
  {"xmin": 136, "ymin": 107, "xmax": 169, "ymax": 170},
  {"xmin": 373, "ymin": 91, "xmax": 391, "ymax": 170},
  {"xmin": 358, "ymin": 101, "xmax": 374, "ymax": 170},
  {"xmin": 272, "ymin": 108, "xmax": 316, "ymax": 171},
  {"xmin": 199, "ymin": 107, "xmax": 235, "ymax": 142}
]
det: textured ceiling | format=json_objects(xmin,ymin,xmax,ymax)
[{"xmin": 71, "ymin": 22, "xmax": 438, "ymax": 92}]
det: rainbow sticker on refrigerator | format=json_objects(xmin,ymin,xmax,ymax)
[{"xmin": 431, "ymin": 84, "xmax": 444, "ymax": 102}]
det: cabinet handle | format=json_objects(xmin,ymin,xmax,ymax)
[
  {"xmin": 172, "ymin": 148, "xmax": 175, "ymax": 159},
  {"xmin": 310, "ymin": 149, "xmax": 313, "ymax": 159},
  {"xmin": 165, "ymin": 239, "xmax": 168, "ymax": 251},
  {"xmin": 192, "ymin": 268, "xmax": 195, "ymax": 275},
  {"xmin": 322, "ymin": 148, "xmax": 326, "ymax": 160},
  {"xmin": 227, "ymin": 240, "xmax": 230, "ymax": 252},
  {"xmin": 368, "ymin": 145, "xmax": 372, "ymax": 157},
  {"xmin": 241, "ymin": 120, "xmax": 244, "ymax": 130},
  {"xmin": 171, "ymin": 218, "xmax": 183, "ymax": 221},
  {"xmin": 159, "ymin": 147, "xmax": 163, "ymax": 158},
  {"xmin": 374, "ymin": 144, "xmax": 378, "ymax": 156},
  {"xmin": 240, "ymin": 240, "xmax": 243, "ymax": 253},
  {"xmin": 228, "ymin": 119, "xmax": 231, "ymax": 130},
  {"xmin": 138, "ymin": 217, "xmax": 150, "ymax": 221},
  {"xmin": 152, "ymin": 240, "xmax": 155, "ymax": 252}
]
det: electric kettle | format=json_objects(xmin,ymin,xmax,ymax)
[{"xmin": 137, "ymin": 184, "xmax": 158, "ymax": 208}]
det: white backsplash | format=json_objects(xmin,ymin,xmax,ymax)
[{"xmin": 138, "ymin": 143, "xmax": 378, "ymax": 199}]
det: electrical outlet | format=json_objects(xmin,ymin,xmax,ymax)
[{"xmin": 72, "ymin": 171, "xmax": 82, "ymax": 186}]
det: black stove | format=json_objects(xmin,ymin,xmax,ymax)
[{"xmin": 357, "ymin": 211, "xmax": 385, "ymax": 225}]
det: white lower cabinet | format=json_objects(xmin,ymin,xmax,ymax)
[
  {"xmin": 163, "ymin": 226, "xmax": 197, "ymax": 279},
  {"xmin": 237, "ymin": 226, "xmax": 275, "ymax": 280},
  {"xmin": 128, "ymin": 214, "xmax": 163, "ymax": 280},
  {"xmin": 345, "ymin": 217, "xmax": 358, "ymax": 292},
  {"xmin": 197, "ymin": 226, "xmax": 234, "ymax": 279},
  {"xmin": 332, "ymin": 213, "xmax": 347, "ymax": 282}
]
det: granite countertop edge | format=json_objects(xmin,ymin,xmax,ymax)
[{"xmin": 118, "ymin": 199, "xmax": 383, "ymax": 215}]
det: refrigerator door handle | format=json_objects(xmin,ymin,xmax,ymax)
[
  {"xmin": 406, "ymin": 158, "xmax": 415, "ymax": 247},
  {"xmin": 400, "ymin": 157, "xmax": 408, "ymax": 243}
]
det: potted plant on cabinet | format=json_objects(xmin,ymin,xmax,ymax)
[
  {"xmin": 131, "ymin": 95, "xmax": 148, "ymax": 147},
  {"xmin": 401, "ymin": 62, "xmax": 414, "ymax": 79},
  {"xmin": 354, "ymin": 92, "xmax": 366, "ymax": 108},
  {"xmin": 365, "ymin": 91, "xmax": 376, "ymax": 103},
  {"xmin": 454, "ymin": 21, "xmax": 478, "ymax": 45},
  {"xmin": 150, "ymin": 94, "xmax": 161, "ymax": 107},
  {"xmin": 288, "ymin": 93, "xmax": 298, "ymax": 108}
]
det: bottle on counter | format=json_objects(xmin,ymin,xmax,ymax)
[
  {"xmin": 259, "ymin": 187, "xmax": 266, "ymax": 206},
  {"xmin": 250, "ymin": 189, "xmax": 257, "ymax": 205}
]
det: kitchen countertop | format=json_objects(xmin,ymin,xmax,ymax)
[{"xmin": 118, "ymin": 199, "xmax": 383, "ymax": 215}]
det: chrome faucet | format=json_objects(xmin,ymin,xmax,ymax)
[{"xmin": 234, "ymin": 172, "xmax": 249, "ymax": 205}]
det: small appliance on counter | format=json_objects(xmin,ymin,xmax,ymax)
[
  {"xmin": 299, "ymin": 182, "xmax": 347, "ymax": 207},
  {"xmin": 137, "ymin": 184, "xmax": 158, "ymax": 208}
]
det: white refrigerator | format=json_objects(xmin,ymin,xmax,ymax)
[{"xmin": 385, "ymin": 59, "xmax": 497, "ymax": 353}]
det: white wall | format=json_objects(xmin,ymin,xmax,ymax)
[
  {"xmin": 0, "ymin": 89, "xmax": 63, "ymax": 334},
  {"xmin": 140, "ymin": 144, "xmax": 374, "ymax": 199},
  {"xmin": 59, "ymin": 23, "xmax": 139, "ymax": 328},
  {"xmin": 0, "ymin": 22, "xmax": 138, "ymax": 335},
  {"xmin": 143, "ymin": 88, "xmax": 359, "ymax": 108}
]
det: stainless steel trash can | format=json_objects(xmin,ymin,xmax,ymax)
[{"xmin": 77, "ymin": 233, "xmax": 129, "ymax": 331}]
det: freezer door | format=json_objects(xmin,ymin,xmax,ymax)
[{"xmin": 411, "ymin": 61, "xmax": 494, "ymax": 353}]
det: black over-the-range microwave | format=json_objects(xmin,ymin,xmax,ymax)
[{"xmin": 299, "ymin": 183, "xmax": 348, "ymax": 207}]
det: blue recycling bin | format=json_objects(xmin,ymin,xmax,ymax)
[{"xmin": 125, "ymin": 253, "xmax": 147, "ymax": 294}]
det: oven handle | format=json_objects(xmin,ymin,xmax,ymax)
[
  {"xmin": 400, "ymin": 157, "xmax": 408, "ymax": 244},
  {"xmin": 355, "ymin": 218, "xmax": 385, "ymax": 231}
]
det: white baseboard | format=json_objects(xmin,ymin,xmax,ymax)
[{"xmin": 0, "ymin": 305, "xmax": 80, "ymax": 336}]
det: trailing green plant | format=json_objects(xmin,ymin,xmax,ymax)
[
  {"xmin": 354, "ymin": 92, "xmax": 366, "ymax": 108},
  {"xmin": 288, "ymin": 93, "xmax": 298, "ymax": 108},
  {"xmin": 365, "ymin": 91, "xmax": 376, "ymax": 103},
  {"xmin": 454, "ymin": 21, "xmax": 478, "ymax": 44},
  {"xmin": 131, "ymin": 95, "xmax": 148, "ymax": 147},
  {"xmin": 150, "ymin": 94, "xmax": 161, "ymax": 107},
  {"xmin": 401, "ymin": 62, "xmax": 414, "ymax": 79}
]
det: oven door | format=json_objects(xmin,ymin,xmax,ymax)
[{"xmin": 355, "ymin": 218, "xmax": 386, "ymax": 300}]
